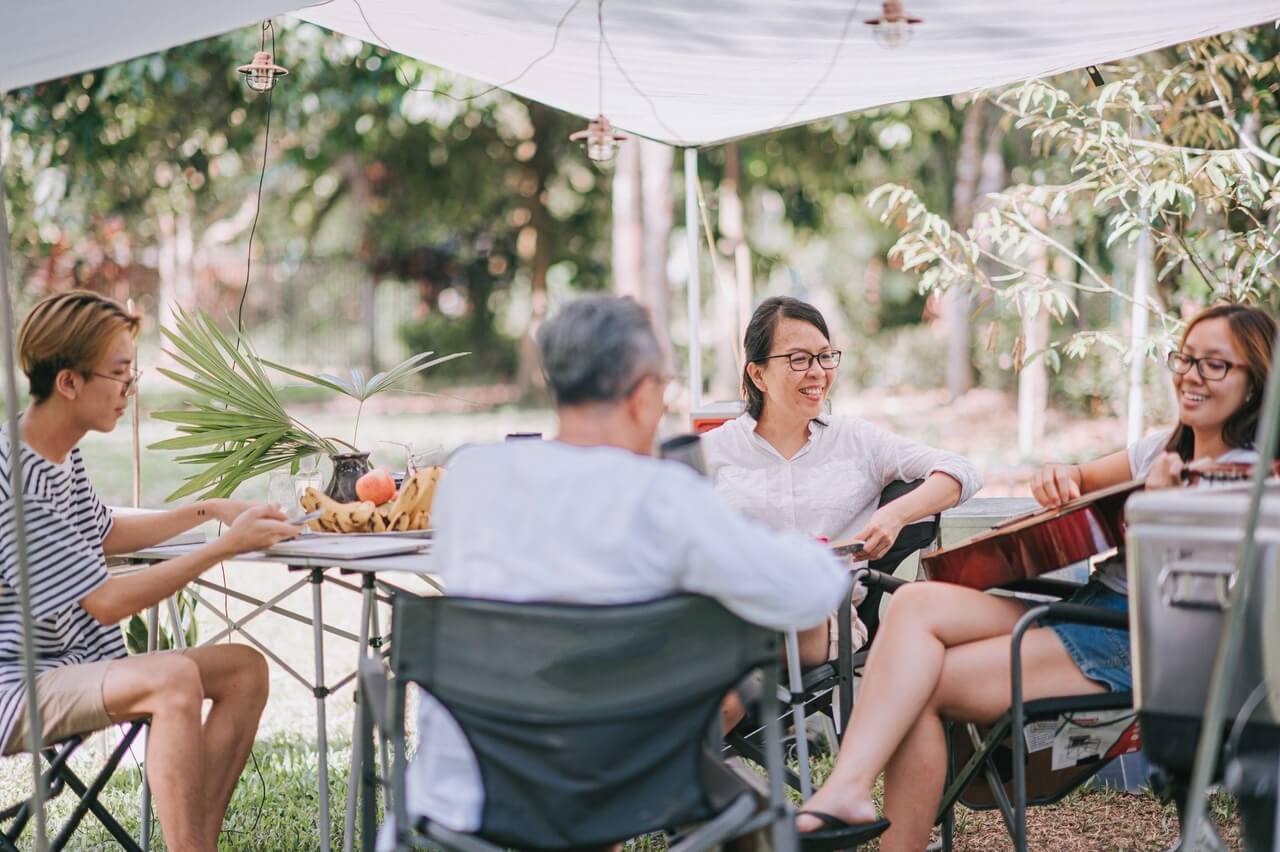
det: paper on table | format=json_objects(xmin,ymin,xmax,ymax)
[{"xmin": 265, "ymin": 536, "xmax": 429, "ymax": 560}]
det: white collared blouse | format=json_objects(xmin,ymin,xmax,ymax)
[{"xmin": 701, "ymin": 413, "xmax": 982, "ymax": 544}]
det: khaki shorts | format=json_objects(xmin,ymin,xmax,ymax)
[{"xmin": 3, "ymin": 659, "xmax": 116, "ymax": 755}]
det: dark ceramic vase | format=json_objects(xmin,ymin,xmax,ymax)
[{"xmin": 325, "ymin": 452, "xmax": 371, "ymax": 503}]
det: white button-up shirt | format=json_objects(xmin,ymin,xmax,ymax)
[
  {"xmin": 393, "ymin": 439, "xmax": 850, "ymax": 841},
  {"xmin": 701, "ymin": 413, "xmax": 982, "ymax": 543}
]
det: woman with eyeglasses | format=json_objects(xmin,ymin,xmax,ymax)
[
  {"xmin": 701, "ymin": 297, "xmax": 981, "ymax": 668},
  {"xmin": 795, "ymin": 303, "xmax": 1275, "ymax": 851},
  {"xmin": 1, "ymin": 290, "xmax": 303, "ymax": 851}
]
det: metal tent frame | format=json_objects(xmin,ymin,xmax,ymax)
[{"xmin": 0, "ymin": 118, "xmax": 52, "ymax": 850}]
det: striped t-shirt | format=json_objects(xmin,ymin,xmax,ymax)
[{"xmin": 0, "ymin": 434, "xmax": 125, "ymax": 750}]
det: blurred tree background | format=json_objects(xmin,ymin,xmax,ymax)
[{"xmin": 2, "ymin": 21, "xmax": 1278, "ymax": 453}]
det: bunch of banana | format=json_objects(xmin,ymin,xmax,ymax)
[{"xmin": 299, "ymin": 466, "xmax": 443, "ymax": 533}]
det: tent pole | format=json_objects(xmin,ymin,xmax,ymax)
[
  {"xmin": 683, "ymin": 147, "xmax": 702, "ymax": 413},
  {"xmin": 0, "ymin": 115, "xmax": 50, "ymax": 851},
  {"xmin": 1180, "ymin": 322, "xmax": 1280, "ymax": 845}
]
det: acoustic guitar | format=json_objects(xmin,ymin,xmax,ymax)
[{"xmin": 920, "ymin": 462, "xmax": 1278, "ymax": 591}]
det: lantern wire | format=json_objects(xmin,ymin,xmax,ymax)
[
  {"xmin": 237, "ymin": 20, "xmax": 275, "ymax": 336},
  {"xmin": 351, "ymin": 0, "xmax": 582, "ymax": 103}
]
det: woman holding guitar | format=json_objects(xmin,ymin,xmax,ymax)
[{"xmin": 796, "ymin": 303, "xmax": 1275, "ymax": 851}]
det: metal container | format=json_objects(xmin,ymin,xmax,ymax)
[{"xmin": 1126, "ymin": 483, "xmax": 1280, "ymax": 772}]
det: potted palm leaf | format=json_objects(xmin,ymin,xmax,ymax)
[{"xmin": 151, "ymin": 307, "xmax": 467, "ymax": 501}]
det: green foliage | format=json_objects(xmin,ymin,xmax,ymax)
[
  {"xmin": 399, "ymin": 313, "xmax": 518, "ymax": 380},
  {"xmin": 261, "ymin": 349, "xmax": 469, "ymax": 445},
  {"xmin": 868, "ymin": 28, "xmax": 1280, "ymax": 370},
  {"xmin": 150, "ymin": 308, "xmax": 467, "ymax": 498},
  {"xmin": 148, "ymin": 307, "xmax": 341, "ymax": 500},
  {"xmin": 124, "ymin": 593, "xmax": 198, "ymax": 654}
]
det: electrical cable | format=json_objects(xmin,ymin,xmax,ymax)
[
  {"xmin": 596, "ymin": 0, "xmax": 686, "ymax": 144},
  {"xmin": 776, "ymin": 0, "xmax": 864, "ymax": 129},
  {"xmin": 237, "ymin": 20, "xmax": 276, "ymax": 337},
  {"xmin": 351, "ymin": 0, "xmax": 582, "ymax": 104}
]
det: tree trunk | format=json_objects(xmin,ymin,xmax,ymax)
[
  {"xmin": 611, "ymin": 140, "xmax": 644, "ymax": 300},
  {"xmin": 343, "ymin": 154, "xmax": 379, "ymax": 374},
  {"xmin": 942, "ymin": 105, "xmax": 984, "ymax": 400},
  {"xmin": 712, "ymin": 143, "xmax": 750, "ymax": 398},
  {"xmin": 640, "ymin": 140, "xmax": 675, "ymax": 367},
  {"xmin": 1018, "ymin": 209, "xmax": 1050, "ymax": 457},
  {"xmin": 1127, "ymin": 227, "xmax": 1154, "ymax": 445},
  {"xmin": 515, "ymin": 104, "xmax": 557, "ymax": 395},
  {"xmin": 156, "ymin": 199, "xmax": 194, "ymax": 363}
]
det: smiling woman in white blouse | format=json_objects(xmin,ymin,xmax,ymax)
[{"xmin": 701, "ymin": 297, "xmax": 981, "ymax": 665}]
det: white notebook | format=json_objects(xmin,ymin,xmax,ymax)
[{"xmin": 265, "ymin": 536, "xmax": 428, "ymax": 560}]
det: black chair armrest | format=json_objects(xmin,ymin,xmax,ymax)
[
  {"xmin": 1040, "ymin": 602, "xmax": 1128, "ymax": 631},
  {"xmin": 857, "ymin": 567, "xmax": 910, "ymax": 594},
  {"xmin": 999, "ymin": 578, "xmax": 1087, "ymax": 599}
]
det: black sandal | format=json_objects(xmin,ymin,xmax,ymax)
[{"xmin": 797, "ymin": 811, "xmax": 891, "ymax": 851}]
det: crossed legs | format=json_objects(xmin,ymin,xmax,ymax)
[
  {"xmin": 102, "ymin": 644, "xmax": 269, "ymax": 851},
  {"xmin": 799, "ymin": 582, "xmax": 1104, "ymax": 852}
]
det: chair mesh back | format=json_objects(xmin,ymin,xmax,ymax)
[{"xmin": 392, "ymin": 594, "xmax": 778, "ymax": 849}]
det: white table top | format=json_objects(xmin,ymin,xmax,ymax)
[{"xmin": 126, "ymin": 541, "xmax": 439, "ymax": 577}]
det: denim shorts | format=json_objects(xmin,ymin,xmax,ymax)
[{"xmin": 1047, "ymin": 579, "xmax": 1132, "ymax": 693}]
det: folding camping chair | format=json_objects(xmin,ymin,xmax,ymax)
[
  {"xmin": 724, "ymin": 479, "xmax": 942, "ymax": 795},
  {"xmin": 933, "ymin": 599, "xmax": 1138, "ymax": 852},
  {"xmin": 0, "ymin": 719, "xmax": 148, "ymax": 851},
  {"xmin": 357, "ymin": 592, "xmax": 799, "ymax": 852}
]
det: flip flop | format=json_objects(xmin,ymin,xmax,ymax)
[{"xmin": 797, "ymin": 811, "xmax": 891, "ymax": 851}]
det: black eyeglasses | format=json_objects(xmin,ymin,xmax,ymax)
[
  {"xmin": 91, "ymin": 369, "xmax": 142, "ymax": 394},
  {"xmin": 1166, "ymin": 352, "xmax": 1239, "ymax": 382},
  {"xmin": 756, "ymin": 350, "xmax": 842, "ymax": 372}
]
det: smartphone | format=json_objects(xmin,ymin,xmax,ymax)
[
  {"xmin": 830, "ymin": 540, "xmax": 867, "ymax": 559},
  {"xmin": 291, "ymin": 508, "xmax": 323, "ymax": 525}
]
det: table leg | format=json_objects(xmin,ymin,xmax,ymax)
[
  {"xmin": 344, "ymin": 574, "xmax": 375, "ymax": 852},
  {"xmin": 784, "ymin": 630, "xmax": 814, "ymax": 799},
  {"xmin": 369, "ymin": 600, "xmax": 391, "ymax": 779},
  {"xmin": 140, "ymin": 604, "xmax": 158, "ymax": 851},
  {"xmin": 310, "ymin": 568, "xmax": 332, "ymax": 852}
]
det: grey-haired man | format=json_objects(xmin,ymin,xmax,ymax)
[{"xmin": 397, "ymin": 295, "xmax": 848, "ymax": 834}]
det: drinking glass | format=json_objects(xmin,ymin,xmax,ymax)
[
  {"xmin": 294, "ymin": 456, "xmax": 323, "ymax": 501},
  {"xmin": 267, "ymin": 471, "xmax": 298, "ymax": 517}
]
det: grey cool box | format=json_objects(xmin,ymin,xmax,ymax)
[{"xmin": 1125, "ymin": 482, "xmax": 1280, "ymax": 772}]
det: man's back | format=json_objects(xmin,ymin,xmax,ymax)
[
  {"xmin": 432, "ymin": 440, "xmax": 848, "ymax": 627},
  {"xmin": 396, "ymin": 439, "xmax": 848, "ymax": 837}
]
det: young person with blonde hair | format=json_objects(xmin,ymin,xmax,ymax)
[{"xmin": 1, "ymin": 290, "xmax": 302, "ymax": 852}]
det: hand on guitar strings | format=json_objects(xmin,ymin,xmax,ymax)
[
  {"xmin": 1144, "ymin": 452, "xmax": 1185, "ymax": 490},
  {"xmin": 852, "ymin": 506, "xmax": 905, "ymax": 561},
  {"xmin": 1030, "ymin": 462, "xmax": 1082, "ymax": 508}
]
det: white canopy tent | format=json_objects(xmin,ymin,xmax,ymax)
[
  {"xmin": 2, "ymin": 1, "xmax": 1276, "ymax": 146},
  {"xmin": 4, "ymin": 0, "xmax": 1277, "ymax": 407},
  {"xmin": 2, "ymin": 2, "xmax": 1279, "ymax": 848}
]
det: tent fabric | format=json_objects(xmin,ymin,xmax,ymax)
[{"xmin": 2, "ymin": 2, "xmax": 1277, "ymax": 146}]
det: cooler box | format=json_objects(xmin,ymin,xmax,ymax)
[
  {"xmin": 1126, "ymin": 483, "xmax": 1280, "ymax": 773},
  {"xmin": 691, "ymin": 400, "xmax": 745, "ymax": 434}
]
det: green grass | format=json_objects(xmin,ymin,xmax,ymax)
[{"xmin": 0, "ymin": 732, "xmax": 367, "ymax": 851}]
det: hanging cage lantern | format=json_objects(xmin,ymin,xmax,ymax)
[
  {"xmin": 864, "ymin": 0, "xmax": 924, "ymax": 48},
  {"xmin": 237, "ymin": 51, "xmax": 289, "ymax": 93},
  {"xmin": 569, "ymin": 114, "xmax": 627, "ymax": 163}
]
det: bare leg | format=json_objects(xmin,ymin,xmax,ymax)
[
  {"xmin": 797, "ymin": 583, "xmax": 1032, "ymax": 832},
  {"xmin": 102, "ymin": 645, "xmax": 268, "ymax": 850},
  {"xmin": 797, "ymin": 622, "xmax": 829, "ymax": 667},
  {"xmin": 874, "ymin": 628, "xmax": 1104, "ymax": 851},
  {"xmin": 179, "ymin": 645, "xmax": 270, "ymax": 843},
  {"xmin": 103, "ymin": 654, "xmax": 210, "ymax": 852}
]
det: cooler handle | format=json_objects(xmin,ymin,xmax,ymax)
[{"xmin": 1157, "ymin": 561, "xmax": 1233, "ymax": 610}]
